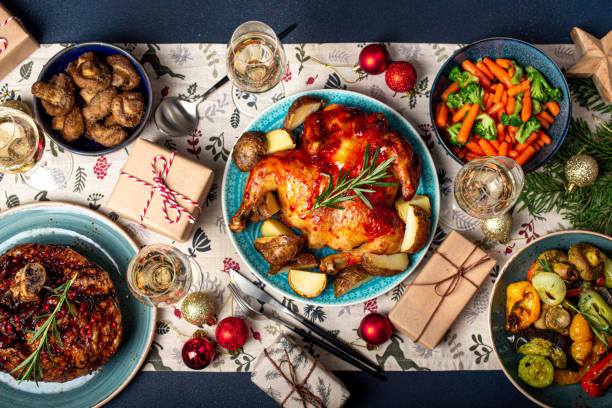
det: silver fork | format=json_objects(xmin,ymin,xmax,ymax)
[{"xmin": 227, "ymin": 283, "xmax": 386, "ymax": 381}]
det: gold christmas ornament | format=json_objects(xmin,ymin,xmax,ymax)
[
  {"xmin": 564, "ymin": 154, "xmax": 599, "ymax": 193},
  {"xmin": 181, "ymin": 292, "xmax": 217, "ymax": 326},
  {"xmin": 480, "ymin": 213, "xmax": 513, "ymax": 245}
]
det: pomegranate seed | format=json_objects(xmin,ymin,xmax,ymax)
[
  {"xmin": 111, "ymin": 322, "xmax": 117, "ymax": 327},
  {"xmin": 67, "ymin": 331, "xmax": 72, "ymax": 336},
  {"xmin": 14, "ymin": 316, "xmax": 19, "ymax": 322},
  {"xmin": 44, "ymin": 305, "xmax": 50, "ymax": 311},
  {"xmin": 90, "ymin": 318, "xmax": 96, "ymax": 324},
  {"xmin": 85, "ymin": 324, "xmax": 91, "ymax": 329}
]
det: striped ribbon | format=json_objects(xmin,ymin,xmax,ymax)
[
  {"xmin": 0, "ymin": 16, "xmax": 22, "ymax": 56},
  {"xmin": 120, "ymin": 152, "xmax": 201, "ymax": 225}
]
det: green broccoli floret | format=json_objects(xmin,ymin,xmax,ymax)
[
  {"xmin": 459, "ymin": 82, "xmax": 485, "ymax": 110},
  {"xmin": 447, "ymin": 123, "xmax": 470, "ymax": 146},
  {"xmin": 531, "ymin": 99, "xmax": 542, "ymax": 115},
  {"xmin": 449, "ymin": 66, "xmax": 478, "ymax": 88},
  {"xmin": 474, "ymin": 114, "xmax": 497, "ymax": 141},
  {"xmin": 501, "ymin": 94, "xmax": 523, "ymax": 127},
  {"xmin": 446, "ymin": 93, "xmax": 465, "ymax": 109},
  {"xmin": 515, "ymin": 117, "xmax": 541, "ymax": 144},
  {"xmin": 525, "ymin": 66, "xmax": 562, "ymax": 102},
  {"xmin": 510, "ymin": 60, "xmax": 524, "ymax": 85}
]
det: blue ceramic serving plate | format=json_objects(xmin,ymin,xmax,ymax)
[
  {"xmin": 489, "ymin": 230, "xmax": 612, "ymax": 408},
  {"xmin": 33, "ymin": 42, "xmax": 152, "ymax": 156},
  {"xmin": 430, "ymin": 38, "xmax": 571, "ymax": 173},
  {"xmin": 222, "ymin": 89, "xmax": 440, "ymax": 306},
  {"xmin": 0, "ymin": 202, "xmax": 155, "ymax": 408}
]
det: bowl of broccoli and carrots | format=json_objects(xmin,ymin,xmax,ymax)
[{"xmin": 430, "ymin": 38, "xmax": 571, "ymax": 173}]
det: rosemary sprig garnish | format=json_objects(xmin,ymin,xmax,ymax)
[
  {"xmin": 537, "ymin": 255, "xmax": 553, "ymax": 274},
  {"xmin": 10, "ymin": 274, "xmax": 78, "ymax": 384},
  {"xmin": 303, "ymin": 144, "xmax": 397, "ymax": 215}
]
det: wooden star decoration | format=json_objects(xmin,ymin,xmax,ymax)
[{"xmin": 568, "ymin": 27, "xmax": 612, "ymax": 104}]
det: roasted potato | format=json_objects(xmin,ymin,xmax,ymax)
[
  {"xmin": 568, "ymin": 243, "xmax": 606, "ymax": 281},
  {"xmin": 261, "ymin": 217, "xmax": 294, "ymax": 237},
  {"xmin": 254, "ymin": 234, "xmax": 304, "ymax": 265},
  {"xmin": 250, "ymin": 192, "xmax": 281, "ymax": 222},
  {"xmin": 288, "ymin": 269, "xmax": 327, "ymax": 298},
  {"xmin": 395, "ymin": 195, "xmax": 431, "ymax": 222},
  {"xmin": 232, "ymin": 131, "xmax": 267, "ymax": 171},
  {"xmin": 361, "ymin": 252, "xmax": 409, "ymax": 277},
  {"xmin": 268, "ymin": 252, "xmax": 319, "ymax": 275},
  {"xmin": 265, "ymin": 128, "xmax": 296, "ymax": 154},
  {"xmin": 400, "ymin": 205, "xmax": 430, "ymax": 253},
  {"xmin": 333, "ymin": 265, "xmax": 373, "ymax": 298},
  {"xmin": 283, "ymin": 96, "xmax": 325, "ymax": 131}
]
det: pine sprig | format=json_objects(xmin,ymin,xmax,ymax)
[
  {"xmin": 304, "ymin": 145, "xmax": 396, "ymax": 214},
  {"xmin": 10, "ymin": 274, "xmax": 78, "ymax": 384},
  {"xmin": 568, "ymin": 77, "xmax": 612, "ymax": 115}
]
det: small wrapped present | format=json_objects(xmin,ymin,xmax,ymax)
[
  {"xmin": 389, "ymin": 231, "xmax": 496, "ymax": 349},
  {"xmin": 107, "ymin": 138, "xmax": 214, "ymax": 241},
  {"xmin": 251, "ymin": 335, "xmax": 350, "ymax": 408},
  {"xmin": 0, "ymin": 4, "xmax": 38, "ymax": 80}
]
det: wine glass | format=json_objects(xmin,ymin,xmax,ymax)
[
  {"xmin": 226, "ymin": 21, "xmax": 286, "ymax": 117},
  {"xmin": 126, "ymin": 244, "xmax": 202, "ymax": 307},
  {"xmin": 440, "ymin": 156, "xmax": 524, "ymax": 230},
  {"xmin": 0, "ymin": 102, "xmax": 73, "ymax": 190}
]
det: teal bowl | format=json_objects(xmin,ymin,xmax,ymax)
[
  {"xmin": 222, "ymin": 89, "xmax": 440, "ymax": 306},
  {"xmin": 0, "ymin": 202, "xmax": 156, "ymax": 408},
  {"xmin": 489, "ymin": 230, "xmax": 612, "ymax": 407}
]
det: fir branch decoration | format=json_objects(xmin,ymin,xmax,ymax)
[
  {"xmin": 568, "ymin": 77, "xmax": 612, "ymax": 115},
  {"xmin": 11, "ymin": 274, "xmax": 78, "ymax": 384},
  {"xmin": 304, "ymin": 145, "xmax": 396, "ymax": 215}
]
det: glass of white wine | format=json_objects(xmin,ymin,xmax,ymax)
[
  {"xmin": 126, "ymin": 244, "xmax": 202, "ymax": 307},
  {"xmin": 0, "ymin": 101, "xmax": 73, "ymax": 190},
  {"xmin": 226, "ymin": 21, "xmax": 286, "ymax": 117},
  {"xmin": 440, "ymin": 156, "xmax": 524, "ymax": 230}
]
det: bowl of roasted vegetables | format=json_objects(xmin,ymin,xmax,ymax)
[
  {"xmin": 430, "ymin": 38, "xmax": 570, "ymax": 173},
  {"xmin": 489, "ymin": 230, "xmax": 612, "ymax": 407}
]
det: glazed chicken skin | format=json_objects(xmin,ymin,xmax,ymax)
[{"xmin": 230, "ymin": 104, "xmax": 420, "ymax": 273}]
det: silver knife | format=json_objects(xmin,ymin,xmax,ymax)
[{"xmin": 229, "ymin": 269, "xmax": 383, "ymax": 372}]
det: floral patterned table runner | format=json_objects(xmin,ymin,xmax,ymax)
[{"xmin": 0, "ymin": 41, "xmax": 590, "ymax": 372}]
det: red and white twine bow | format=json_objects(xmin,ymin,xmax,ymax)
[
  {"xmin": 120, "ymin": 153, "xmax": 201, "ymax": 225},
  {"xmin": 0, "ymin": 16, "xmax": 22, "ymax": 56}
]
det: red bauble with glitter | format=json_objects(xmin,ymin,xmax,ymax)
[
  {"xmin": 215, "ymin": 316, "xmax": 249, "ymax": 350},
  {"xmin": 385, "ymin": 61, "xmax": 417, "ymax": 93},
  {"xmin": 359, "ymin": 313, "xmax": 392, "ymax": 345},
  {"xmin": 358, "ymin": 44, "xmax": 390, "ymax": 75},
  {"xmin": 182, "ymin": 337, "xmax": 214, "ymax": 369}
]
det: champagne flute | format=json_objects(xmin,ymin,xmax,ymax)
[{"xmin": 226, "ymin": 21, "xmax": 287, "ymax": 117}]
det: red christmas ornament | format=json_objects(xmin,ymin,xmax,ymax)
[
  {"xmin": 358, "ymin": 44, "xmax": 391, "ymax": 75},
  {"xmin": 359, "ymin": 313, "xmax": 392, "ymax": 345},
  {"xmin": 181, "ymin": 336, "xmax": 214, "ymax": 369},
  {"xmin": 385, "ymin": 61, "xmax": 417, "ymax": 93},
  {"xmin": 215, "ymin": 316, "xmax": 249, "ymax": 350}
]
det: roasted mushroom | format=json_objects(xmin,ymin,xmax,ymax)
[
  {"xmin": 568, "ymin": 243, "xmax": 606, "ymax": 281},
  {"xmin": 31, "ymin": 73, "xmax": 75, "ymax": 116},
  {"xmin": 66, "ymin": 52, "xmax": 112, "ymax": 91},
  {"xmin": 283, "ymin": 96, "xmax": 325, "ymax": 131},
  {"xmin": 110, "ymin": 92, "xmax": 145, "ymax": 127},
  {"xmin": 86, "ymin": 121, "xmax": 128, "ymax": 147},
  {"xmin": 268, "ymin": 252, "xmax": 319, "ymax": 275},
  {"xmin": 82, "ymin": 86, "xmax": 117, "ymax": 122},
  {"xmin": 52, "ymin": 105, "xmax": 85, "ymax": 142},
  {"xmin": 106, "ymin": 54, "xmax": 141, "ymax": 90},
  {"xmin": 232, "ymin": 131, "xmax": 267, "ymax": 172},
  {"xmin": 253, "ymin": 234, "xmax": 305, "ymax": 265},
  {"xmin": 79, "ymin": 87, "xmax": 99, "ymax": 104}
]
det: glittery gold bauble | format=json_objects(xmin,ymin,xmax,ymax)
[
  {"xmin": 564, "ymin": 154, "xmax": 599, "ymax": 193},
  {"xmin": 480, "ymin": 213, "xmax": 513, "ymax": 245},
  {"xmin": 181, "ymin": 292, "xmax": 217, "ymax": 326}
]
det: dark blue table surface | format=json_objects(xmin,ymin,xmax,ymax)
[{"xmin": 7, "ymin": 0, "xmax": 610, "ymax": 406}]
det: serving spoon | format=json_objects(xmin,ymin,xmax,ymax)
[{"xmin": 154, "ymin": 24, "xmax": 297, "ymax": 137}]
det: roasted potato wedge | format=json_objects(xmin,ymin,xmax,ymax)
[
  {"xmin": 250, "ymin": 192, "xmax": 281, "ymax": 222},
  {"xmin": 232, "ymin": 131, "xmax": 267, "ymax": 172},
  {"xmin": 288, "ymin": 269, "xmax": 327, "ymax": 298},
  {"xmin": 333, "ymin": 265, "xmax": 373, "ymax": 298},
  {"xmin": 400, "ymin": 205, "xmax": 430, "ymax": 254},
  {"xmin": 266, "ymin": 128, "xmax": 296, "ymax": 154},
  {"xmin": 268, "ymin": 252, "xmax": 319, "ymax": 275},
  {"xmin": 283, "ymin": 96, "xmax": 325, "ymax": 131},
  {"xmin": 395, "ymin": 194, "xmax": 431, "ymax": 222},
  {"xmin": 254, "ymin": 234, "xmax": 304, "ymax": 265},
  {"xmin": 361, "ymin": 253, "xmax": 409, "ymax": 277},
  {"xmin": 260, "ymin": 217, "xmax": 294, "ymax": 237}
]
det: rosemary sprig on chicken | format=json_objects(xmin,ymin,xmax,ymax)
[{"xmin": 304, "ymin": 144, "xmax": 397, "ymax": 215}]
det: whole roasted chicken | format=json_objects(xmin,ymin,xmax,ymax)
[{"xmin": 230, "ymin": 104, "xmax": 420, "ymax": 273}]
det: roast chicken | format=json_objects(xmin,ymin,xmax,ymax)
[{"xmin": 230, "ymin": 104, "xmax": 420, "ymax": 273}]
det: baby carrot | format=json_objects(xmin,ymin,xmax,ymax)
[
  {"xmin": 516, "ymin": 132, "xmax": 539, "ymax": 152},
  {"xmin": 462, "ymin": 60, "xmax": 492, "ymax": 89},
  {"xmin": 521, "ymin": 89, "xmax": 532, "ymax": 123},
  {"xmin": 476, "ymin": 61, "xmax": 495, "ymax": 81},
  {"xmin": 507, "ymin": 81, "xmax": 530, "ymax": 97},
  {"xmin": 508, "ymin": 65, "xmax": 515, "ymax": 78},
  {"xmin": 509, "ymin": 149, "xmax": 519, "ymax": 158},
  {"xmin": 492, "ymin": 84, "xmax": 503, "ymax": 103},
  {"xmin": 515, "ymin": 145, "xmax": 536, "ymax": 166},
  {"xmin": 538, "ymin": 131, "xmax": 552, "ymax": 144},
  {"xmin": 465, "ymin": 152, "xmax": 482, "ymax": 161},
  {"xmin": 498, "ymin": 142, "xmax": 509, "ymax": 157},
  {"xmin": 442, "ymin": 82, "xmax": 460, "ymax": 101},
  {"xmin": 478, "ymin": 139, "xmax": 497, "ymax": 156},
  {"xmin": 496, "ymin": 123, "xmax": 505, "ymax": 138},
  {"xmin": 495, "ymin": 58, "xmax": 511, "ymax": 69},
  {"xmin": 452, "ymin": 104, "xmax": 471, "ymax": 123},
  {"xmin": 545, "ymin": 101, "xmax": 560, "ymax": 116},
  {"xmin": 501, "ymin": 89, "xmax": 508, "ymax": 106},
  {"xmin": 497, "ymin": 109, "xmax": 503, "ymax": 123},
  {"xmin": 484, "ymin": 93, "xmax": 493, "ymax": 110},
  {"xmin": 465, "ymin": 140, "xmax": 485, "ymax": 155},
  {"xmin": 533, "ymin": 143, "xmax": 541, "ymax": 152},
  {"xmin": 490, "ymin": 138, "xmax": 501, "ymax": 150},
  {"xmin": 505, "ymin": 95, "xmax": 515, "ymax": 115},
  {"xmin": 505, "ymin": 134, "xmax": 512, "ymax": 143},
  {"xmin": 487, "ymin": 102, "xmax": 504, "ymax": 115},
  {"xmin": 539, "ymin": 110, "xmax": 555, "ymax": 123},
  {"xmin": 535, "ymin": 115, "xmax": 550, "ymax": 129},
  {"xmin": 435, "ymin": 102, "xmax": 448, "ymax": 127},
  {"xmin": 483, "ymin": 58, "xmax": 513, "ymax": 88}
]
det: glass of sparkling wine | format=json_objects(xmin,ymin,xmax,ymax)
[
  {"xmin": 226, "ymin": 20, "xmax": 286, "ymax": 117},
  {"xmin": 127, "ymin": 244, "xmax": 202, "ymax": 307}
]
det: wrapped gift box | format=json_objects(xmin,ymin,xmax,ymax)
[
  {"xmin": 0, "ymin": 4, "xmax": 38, "ymax": 80},
  {"xmin": 251, "ymin": 335, "xmax": 350, "ymax": 408},
  {"xmin": 389, "ymin": 231, "xmax": 496, "ymax": 349},
  {"xmin": 107, "ymin": 138, "xmax": 214, "ymax": 241}
]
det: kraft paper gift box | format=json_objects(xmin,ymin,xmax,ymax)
[
  {"xmin": 389, "ymin": 230, "xmax": 496, "ymax": 349},
  {"xmin": 251, "ymin": 335, "xmax": 350, "ymax": 408},
  {"xmin": 0, "ymin": 4, "xmax": 38, "ymax": 80},
  {"xmin": 107, "ymin": 138, "xmax": 214, "ymax": 241}
]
